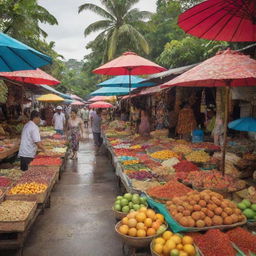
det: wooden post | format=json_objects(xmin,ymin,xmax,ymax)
[{"xmin": 221, "ymin": 84, "xmax": 231, "ymax": 174}]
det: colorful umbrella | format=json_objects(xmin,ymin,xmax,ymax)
[
  {"xmin": 0, "ymin": 32, "xmax": 52, "ymax": 72},
  {"xmin": 0, "ymin": 68, "xmax": 60, "ymax": 86},
  {"xmin": 97, "ymin": 75, "xmax": 155, "ymax": 88},
  {"xmin": 178, "ymin": 0, "xmax": 256, "ymax": 42},
  {"xmin": 161, "ymin": 49, "xmax": 256, "ymax": 172},
  {"xmin": 89, "ymin": 101, "xmax": 113, "ymax": 109},
  {"xmin": 88, "ymin": 96, "xmax": 116, "ymax": 102},
  {"xmin": 71, "ymin": 101, "xmax": 85, "ymax": 106},
  {"xmin": 37, "ymin": 94, "xmax": 64, "ymax": 103},
  {"xmin": 228, "ymin": 117, "xmax": 256, "ymax": 132},
  {"xmin": 90, "ymin": 87, "xmax": 131, "ymax": 96},
  {"xmin": 70, "ymin": 94, "xmax": 83, "ymax": 101}
]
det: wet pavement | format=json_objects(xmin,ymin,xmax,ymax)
[{"xmin": 8, "ymin": 133, "xmax": 123, "ymax": 256}]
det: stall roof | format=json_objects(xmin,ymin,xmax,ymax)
[
  {"xmin": 40, "ymin": 84, "xmax": 72, "ymax": 99},
  {"xmin": 140, "ymin": 63, "xmax": 199, "ymax": 85}
]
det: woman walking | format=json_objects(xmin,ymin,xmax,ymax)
[{"xmin": 67, "ymin": 109, "xmax": 85, "ymax": 160}]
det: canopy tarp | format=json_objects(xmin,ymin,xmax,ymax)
[
  {"xmin": 40, "ymin": 84, "xmax": 72, "ymax": 99},
  {"xmin": 90, "ymin": 87, "xmax": 132, "ymax": 96}
]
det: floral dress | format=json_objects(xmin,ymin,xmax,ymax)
[{"xmin": 68, "ymin": 117, "xmax": 82, "ymax": 152}]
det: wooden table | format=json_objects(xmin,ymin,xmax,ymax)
[{"xmin": 0, "ymin": 145, "xmax": 19, "ymax": 161}]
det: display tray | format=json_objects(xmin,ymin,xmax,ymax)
[
  {"xmin": 115, "ymin": 221, "xmax": 167, "ymax": 249},
  {"xmin": 112, "ymin": 208, "xmax": 127, "ymax": 220},
  {"xmin": 0, "ymin": 201, "xmax": 37, "ymax": 232},
  {"xmin": 5, "ymin": 188, "xmax": 48, "ymax": 204}
]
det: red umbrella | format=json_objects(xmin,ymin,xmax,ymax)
[
  {"xmin": 89, "ymin": 101, "xmax": 113, "ymax": 109},
  {"xmin": 0, "ymin": 68, "xmax": 60, "ymax": 85},
  {"xmin": 161, "ymin": 49, "xmax": 256, "ymax": 172},
  {"xmin": 178, "ymin": 0, "xmax": 256, "ymax": 42},
  {"xmin": 88, "ymin": 96, "xmax": 116, "ymax": 102}
]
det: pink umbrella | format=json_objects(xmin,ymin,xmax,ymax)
[
  {"xmin": 71, "ymin": 101, "xmax": 85, "ymax": 106},
  {"xmin": 0, "ymin": 68, "xmax": 60, "ymax": 85},
  {"xmin": 89, "ymin": 101, "xmax": 113, "ymax": 109},
  {"xmin": 88, "ymin": 96, "xmax": 116, "ymax": 102},
  {"xmin": 70, "ymin": 94, "xmax": 83, "ymax": 101}
]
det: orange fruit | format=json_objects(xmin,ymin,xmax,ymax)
[
  {"xmin": 137, "ymin": 229, "xmax": 146, "ymax": 237},
  {"xmin": 154, "ymin": 237, "xmax": 165, "ymax": 245},
  {"xmin": 128, "ymin": 227, "xmax": 137, "ymax": 237},
  {"xmin": 147, "ymin": 227, "xmax": 156, "ymax": 236},
  {"xmin": 139, "ymin": 207, "xmax": 147, "ymax": 213},
  {"xmin": 127, "ymin": 212, "xmax": 137, "ymax": 219},
  {"xmin": 154, "ymin": 243, "xmax": 163, "ymax": 254},
  {"xmin": 162, "ymin": 231, "xmax": 173, "ymax": 240},
  {"xmin": 146, "ymin": 209, "xmax": 156, "ymax": 219},
  {"xmin": 165, "ymin": 239, "xmax": 176, "ymax": 251},
  {"xmin": 152, "ymin": 221, "xmax": 160, "ymax": 230},
  {"xmin": 119, "ymin": 225, "xmax": 129, "ymax": 235},
  {"xmin": 136, "ymin": 222, "xmax": 145, "ymax": 230},
  {"xmin": 163, "ymin": 244, "xmax": 171, "ymax": 255},
  {"xmin": 136, "ymin": 212, "xmax": 146, "ymax": 222},
  {"xmin": 122, "ymin": 217, "xmax": 129, "ymax": 225},
  {"xmin": 155, "ymin": 213, "xmax": 165, "ymax": 223},
  {"xmin": 127, "ymin": 218, "xmax": 137, "ymax": 228},
  {"xmin": 182, "ymin": 236, "xmax": 193, "ymax": 245},
  {"xmin": 177, "ymin": 243, "xmax": 183, "ymax": 250},
  {"xmin": 179, "ymin": 251, "xmax": 189, "ymax": 256},
  {"xmin": 183, "ymin": 244, "xmax": 196, "ymax": 256},
  {"xmin": 144, "ymin": 218, "xmax": 153, "ymax": 228},
  {"xmin": 171, "ymin": 234, "xmax": 182, "ymax": 244}
]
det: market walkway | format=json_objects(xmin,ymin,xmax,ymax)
[{"xmin": 22, "ymin": 132, "xmax": 122, "ymax": 256}]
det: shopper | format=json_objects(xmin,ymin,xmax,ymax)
[
  {"xmin": 52, "ymin": 106, "xmax": 66, "ymax": 135},
  {"xmin": 91, "ymin": 109, "xmax": 102, "ymax": 155},
  {"xmin": 19, "ymin": 110, "xmax": 46, "ymax": 171},
  {"xmin": 80, "ymin": 107, "xmax": 89, "ymax": 128},
  {"xmin": 139, "ymin": 109, "xmax": 150, "ymax": 137},
  {"xmin": 176, "ymin": 102, "xmax": 197, "ymax": 141},
  {"xmin": 67, "ymin": 109, "xmax": 85, "ymax": 160},
  {"xmin": 168, "ymin": 109, "xmax": 178, "ymax": 138}
]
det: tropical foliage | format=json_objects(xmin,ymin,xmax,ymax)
[{"xmin": 78, "ymin": 0, "xmax": 152, "ymax": 61}]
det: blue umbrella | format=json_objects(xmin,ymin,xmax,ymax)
[
  {"xmin": 97, "ymin": 75, "xmax": 155, "ymax": 88},
  {"xmin": 228, "ymin": 117, "xmax": 256, "ymax": 132},
  {"xmin": 0, "ymin": 32, "xmax": 52, "ymax": 72},
  {"xmin": 90, "ymin": 87, "xmax": 131, "ymax": 96}
]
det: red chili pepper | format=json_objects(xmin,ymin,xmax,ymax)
[
  {"xmin": 173, "ymin": 160, "xmax": 199, "ymax": 173},
  {"xmin": 0, "ymin": 176, "xmax": 12, "ymax": 187}
]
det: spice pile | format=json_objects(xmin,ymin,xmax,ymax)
[
  {"xmin": 9, "ymin": 182, "xmax": 47, "ymax": 195},
  {"xmin": 150, "ymin": 150, "xmax": 179, "ymax": 160},
  {"xmin": 0, "ymin": 176, "xmax": 12, "ymax": 187},
  {"xmin": 0, "ymin": 200, "xmax": 36, "ymax": 221},
  {"xmin": 0, "ymin": 169, "xmax": 23, "ymax": 180},
  {"xmin": 147, "ymin": 181, "xmax": 192, "ymax": 200},
  {"xmin": 185, "ymin": 151, "xmax": 210, "ymax": 163},
  {"xmin": 166, "ymin": 190, "xmax": 246, "ymax": 228},
  {"xmin": 191, "ymin": 229, "xmax": 236, "ymax": 256},
  {"xmin": 30, "ymin": 157, "xmax": 62, "ymax": 166}
]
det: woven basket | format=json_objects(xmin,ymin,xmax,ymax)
[
  {"xmin": 115, "ymin": 221, "xmax": 167, "ymax": 249},
  {"xmin": 112, "ymin": 208, "xmax": 127, "ymax": 220}
]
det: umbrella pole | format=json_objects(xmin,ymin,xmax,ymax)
[
  {"xmin": 221, "ymin": 85, "xmax": 230, "ymax": 175},
  {"xmin": 128, "ymin": 69, "xmax": 132, "ymax": 122}
]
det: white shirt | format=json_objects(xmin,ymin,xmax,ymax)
[
  {"xmin": 91, "ymin": 111, "xmax": 101, "ymax": 133},
  {"xmin": 19, "ymin": 121, "xmax": 41, "ymax": 158},
  {"xmin": 53, "ymin": 112, "xmax": 66, "ymax": 130}
]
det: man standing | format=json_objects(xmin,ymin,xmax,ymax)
[
  {"xmin": 19, "ymin": 110, "xmax": 46, "ymax": 171},
  {"xmin": 80, "ymin": 107, "xmax": 89, "ymax": 128},
  {"xmin": 91, "ymin": 109, "xmax": 102, "ymax": 155},
  {"xmin": 52, "ymin": 106, "xmax": 66, "ymax": 135}
]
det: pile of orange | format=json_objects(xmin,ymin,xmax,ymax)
[
  {"xmin": 152, "ymin": 231, "xmax": 196, "ymax": 256},
  {"xmin": 118, "ymin": 207, "xmax": 166, "ymax": 237}
]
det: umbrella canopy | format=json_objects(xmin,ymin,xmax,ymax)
[
  {"xmin": 161, "ymin": 49, "xmax": 256, "ymax": 88},
  {"xmin": 88, "ymin": 96, "xmax": 116, "ymax": 102},
  {"xmin": 0, "ymin": 32, "xmax": 52, "ymax": 72},
  {"xmin": 71, "ymin": 101, "xmax": 85, "ymax": 106},
  {"xmin": 39, "ymin": 84, "xmax": 72, "ymax": 99},
  {"xmin": 89, "ymin": 101, "xmax": 113, "ymax": 109},
  {"xmin": 37, "ymin": 94, "xmax": 64, "ymax": 103},
  {"xmin": 90, "ymin": 87, "xmax": 131, "ymax": 96},
  {"xmin": 178, "ymin": 0, "xmax": 256, "ymax": 42},
  {"xmin": 97, "ymin": 75, "xmax": 155, "ymax": 88},
  {"xmin": 93, "ymin": 51, "xmax": 166, "ymax": 76},
  {"xmin": 161, "ymin": 49, "xmax": 256, "ymax": 173},
  {"xmin": 70, "ymin": 94, "xmax": 83, "ymax": 101},
  {"xmin": 63, "ymin": 99, "xmax": 74, "ymax": 104},
  {"xmin": 0, "ymin": 68, "xmax": 60, "ymax": 86},
  {"xmin": 228, "ymin": 117, "xmax": 256, "ymax": 132}
]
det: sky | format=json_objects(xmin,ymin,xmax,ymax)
[{"xmin": 38, "ymin": 0, "xmax": 157, "ymax": 61}]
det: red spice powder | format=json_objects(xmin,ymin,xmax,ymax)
[{"xmin": 173, "ymin": 160, "xmax": 199, "ymax": 173}]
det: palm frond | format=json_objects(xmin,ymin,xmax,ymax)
[
  {"xmin": 83, "ymin": 20, "xmax": 113, "ymax": 37},
  {"xmin": 78, "ymin": 3, "xmax": 115, "ymax": 21},
  {"xmin": 124, "ymin": 0, "xmax": 140, "ymax": 12},
  {"xmin": 118, "ymin": 24, "xmax": 149, "ymax": 54},
  {"xmin": 107, "ymin": 28, "xmax": 118, "ymax": 60},
  {"xmin": 124, "ymin": 9, "xmax": 152, "ymax": 22},
  {"xmin": 36, "ymin": 5, "xmax": 58, "ymax": 25},
  {"xmin": 100, "ymin": 0, "xmax": 117, "ymax": 18}
]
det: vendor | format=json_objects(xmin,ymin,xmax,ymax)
[
  {"xmin": 205, "ymin": 108, "xmax": 216, "ymax": 134},
  {"xmin": 18, "ymin": 110, "xmax": 46, "ymax": 171},
  {"xmin": 52, "ymin": 106, "xmax": 66, "ymax": 134},
  {"xmin": 176, "ymin": 102, "xmax": 197, "ymax": 140}
]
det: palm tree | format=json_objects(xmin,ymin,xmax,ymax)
[{"xmin": 78, "ymin": 0, "xmax": 152, "ymax": 61}]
